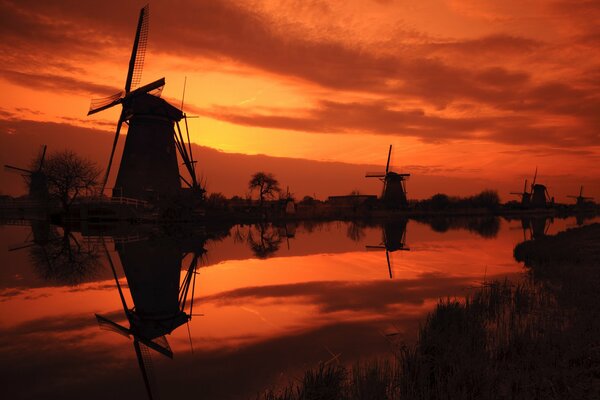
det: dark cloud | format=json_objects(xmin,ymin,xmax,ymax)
[
  {"xmin": 204, "ymin": 273, "xmax": 485, "ymax": 314},
  {"xmin": 0, "ymin": 68, "xmax": 118, "ymax": 97},
  {"xmin": 1, "ymin": 0, "xmax": 598, "ymax": 150},
  {"xmin": 199, "ymin": 99, "xmax": 599, "ymax": 146}
]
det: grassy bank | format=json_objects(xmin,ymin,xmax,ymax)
[{"xmin": 259, "ymin": 224, "xmax": 600, "ymax": 400}]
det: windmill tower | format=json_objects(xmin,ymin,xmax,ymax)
[
  {"xmin": 4, "ymin": 145, "xmax": 48, "ymax": 202},
  {"xmin": 366, "ymin": 219, "xmax": 409, "ymax": 278},
  {"xmin": 87, "ymin": 5, "xmax": 199, "ymax": 203},
  {"xmin": 567, "ymin": 186, "xmax": 593, "ymax": 207},
  {"xmin": 365, "ymin": 145, "xmax": 410, "ymax": 208}
]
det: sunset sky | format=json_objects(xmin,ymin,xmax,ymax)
[{"xmin": 1, "ymin": 0, "xmax": 599, "ymax": 200}]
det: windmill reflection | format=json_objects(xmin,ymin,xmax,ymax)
[
  {"xmin": 518, "ymin": 217, "xmax": 553, "ymax": 241},
  {"xmin": 96, "ymin": 236, "xmax": 204, "ymax": 400},
  {"xmin": 366, "ymin": 219, "xmax": 410, "ymax": 278}
]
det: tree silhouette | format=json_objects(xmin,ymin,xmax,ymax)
[
  {"xmin": 43, "ymin": 150, "xmax": 101, "ymax": 212},
  {"xmin": 248, "ymin": 172, "xmax": 280, "ymax": 206}
]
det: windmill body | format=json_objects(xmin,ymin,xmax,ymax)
[
  {"xmin": 531, "ymin": 184, "xmax": 549, "ymax": 207},
  {"xmin": 116, "ymin": 237, "xmax": 189, "ymax": 338},
  {"xmin": 113, "ymin": 94, "xmax": 183, "ymax": 201}
]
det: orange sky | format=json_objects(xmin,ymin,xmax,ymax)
[{"xmin": 0, "ymin": 0, "xmax": 599, "ymax": 200}]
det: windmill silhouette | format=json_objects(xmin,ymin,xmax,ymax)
[
  {"xmin": 511, "ymin": 168, "xmax": 551, "ymax": 208},
  {"xmin": 366, "ymin": 220, "xmax": 409, "ymax": 278},
  {"xmin": 366, "ymin": 145, "xmax": 410, "ymax": 208},
  {"xmin": 567, "ymin": 186, "xmax": 594, "ymax": 207},
  {"xmin": 4, "ymin": 145, "xmax": 48, "ymax": 201},
  {"xmin": 96, "ymin": 238, "xmax": 203, "ymax": 400},
  {"xmin": 509, "ymin": 178, "xmax": 531, "ymax": 207},
  {"xmin": 87, "ymin": 5, "xmax": 200, "ymax": 202}
]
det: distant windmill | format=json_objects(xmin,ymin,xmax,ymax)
[
  {"xmin": 366, "ymin": 220, "xmax": 410, "ymax": 278},
  {"xmin": 511, "ymin": 168, "xmax": 550, "ymax": 208},
  {"xmin": 87, "ymin": 5, "xmax": 200, "ymax": 202},
  {"xmin": 567, "ymin": 186, "xmax": 594, "ymax": 207},
  {"xmin": 509, "ymin": 178, "xmax": 531, "ymax": 207},
  {"xmin": 365, "ymin": 145, "xmax": 410, "ymax": 208},
  {"xmin": 4, "ymin": 145, "xmax": 48, "ymax": 201}
]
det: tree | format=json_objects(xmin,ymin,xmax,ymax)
[
  {"xmin": 248, "ymin": 172, "xmax": 280, "ymax": 206},
  {"xmin": 42, "ymin": 150, "xmax": 101, "ymax": 212}
]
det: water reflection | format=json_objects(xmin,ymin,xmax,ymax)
[
  {"xmin": 1, "ymin": 216, "xmax": 598, "ymax": 399},
  {"xmin": 96, "ymin": 232, "xmax": 207, "ymax": 400},
  {"xmin": 366, "ymin": 219, "xmax": 409, "ymax": 278},
  {"xmin": 13, "ymin": 221, "xmax": 103, "ymax": 285},
  {"xmin": 415, "ymin": 216, "xmax": 500, "ymax": 238},
  {"xmin": 507, "ymin": 216, "xmax": 553, "ymax": 241}
]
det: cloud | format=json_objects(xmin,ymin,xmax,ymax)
[
  {"xmin": 204, "ymin": 273, "xmax": 481, "ymax": 314},
  {"xmin": 198, "ymin": 99, "xmax": 599, "ymax": 146}
]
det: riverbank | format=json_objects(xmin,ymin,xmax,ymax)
[{"xmin": 258, "ymin": 224, "xmax": 600, "ymax": 400}]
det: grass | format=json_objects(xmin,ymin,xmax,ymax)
[{"xmin": 257, "ymin": 224, "xmax": 600, "ymax": 400}]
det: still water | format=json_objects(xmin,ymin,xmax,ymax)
[{"xmin": 0, "ymin": 216, "xmax": 594, "ymax": 399}]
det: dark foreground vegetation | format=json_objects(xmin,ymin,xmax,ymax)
[{"xmin": 259, "ymin": 224, "xmax": 600, "ymax": 400}]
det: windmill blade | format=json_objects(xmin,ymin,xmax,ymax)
[
  {"xmin": 531, "ymin": 167, "xmax": 537, "ymax": 188},
  {"xmin": 4, "ymin": 165, "xmax": 33, "ymax": 174},
  {"xmin": 138, "ymin": 335, "xmax": 173, "ymax": 359},
  {"xmin": 125, "ymin": 5, "xmax": 150, "ymax": 93},
  {"xmin": 386, "ymin": 250, "xmax": 392, "ymax": 279},
  {"xmin": 580, "ymin": 186, "xmax": 583, "ymax": 197},
  {"xmin": 128, "ymin": 77, "xmax": 165, "ymax": 98},
  {"xmin": 88, "ymin": 91, "xmax": 124, "ymax": 116},
  {"xmin": 133, "ymin": 340, "xmax": 159, "ymax": 400},
  {"xmin": 523, "ymin": 179, "xmax": 528, "ymax": 194},
  {"xmin": 95, "ymin": 314, "xmax": 131, "ymax": 338},
  {"xmin": 38, "ymin": 145, "xmax": 47, "ymax": 171},
  {"xmin": 100, "ymin": 118, "xmax": 124, "ymax": 195},
  {"xmin": 385, "ymin": 145, "xmax": 392, "ymax": 174}
]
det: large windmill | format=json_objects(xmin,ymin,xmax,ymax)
[
  {"xmin": 567, "ymin": 186, "xmax": 594, "ymax": 207},
  {"xmin": 366, "ymin": 219, "xmax": 409, "ymax": 278},
  {"xmin": 365, "ymin": 145, "xmax": 410, "ymax": 208},
  {"xmin": 4, "ymin": 145, "xmax": 48, "ymax": 202},
  {"xmin": 87, "ymin": 5, "xmax": 200, "ymax": 203}
]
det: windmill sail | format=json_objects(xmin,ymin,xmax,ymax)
[{"xmin": 126, "ymin": 4, "xmax": 150, "ymax": 93}]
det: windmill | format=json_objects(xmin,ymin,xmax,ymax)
[
  {"xmin": 366, "ymin": 145, "xmax": 410, "ymax": 208},
  {"xmin": 529, "ymin": 168, "xmax": 551, "ymax": 207},
  {"xmin": 567, "ymin": 186, "xmax": 594, "ymax": 207},
  {"xmin": 87, "ymin": 5, "xmax": 200, "ymax": 203},
  {"xmin": 509, "ymin": 178, "xmax": 531, "ymax": 207},
  {"xmin": 511, "ymin": 168, "xmax": 551, "ymax": 208},
  {"xmin": 4, "ymin": 145, "xmax": 48, "ymax": 201},
  {"xmin": 96, "ymin": 239, "xmax": 202, "ymax": 400},
  {"xmin": 366, "ymin": 219, "xmax": 409, "ymax": 278}
]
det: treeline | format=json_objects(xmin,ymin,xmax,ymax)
[{"xmin": 413, "ymin": 190, "xmax": 500, "ymax": 211}]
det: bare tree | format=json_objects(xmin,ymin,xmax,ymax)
[
  {"xmin": 248, "ymin": 172, "xmax": 280, "ymax": 206},
  {"xmin": 43, "ymin": 150, "xmax": 101, "ymax": 212}
]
